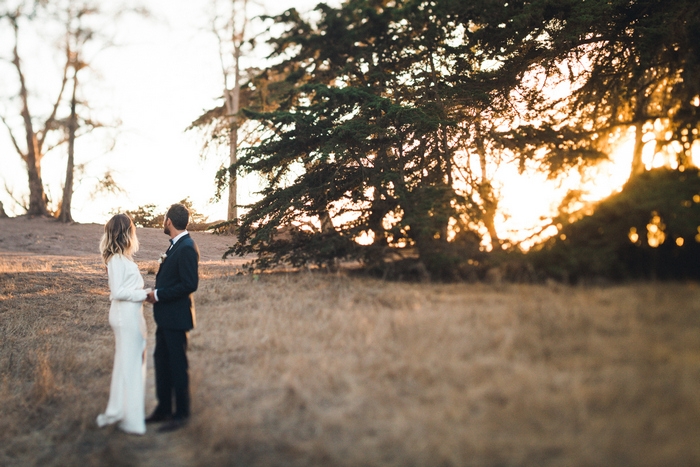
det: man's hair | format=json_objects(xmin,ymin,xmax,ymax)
[{"xmin": 166, "ymin": 203, "xmax": 190, "ymax": 230}]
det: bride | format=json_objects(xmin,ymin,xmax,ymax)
[{"xmin": 96, "ymin": 214, "xmax": 150, "ymax": 435}]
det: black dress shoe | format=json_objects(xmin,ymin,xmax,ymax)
[
  {"xmin": 145, "ymin": 412, "xmax": 173, "ymax": 424},
  {"xmin": 157, "ymin": 417, "xmax": 188, "ymax": 433}
]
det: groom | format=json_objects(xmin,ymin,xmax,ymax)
[{"xmin": 145, "ymin": 203, "xmax": 199, "ymax": 432}]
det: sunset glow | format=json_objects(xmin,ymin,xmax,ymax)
[{"xmin": 494, "ymin": 123, "xmax": 698, "ymax": 250}]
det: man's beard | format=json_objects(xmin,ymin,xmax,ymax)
[{"xmin": 164, "ymin": 225, "xmax": 170, "ymax": 236}]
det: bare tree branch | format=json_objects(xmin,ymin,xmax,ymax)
[
  {"xmin": 3, "ymin": 181, "xmax": 28, "ymax": 213},
  {"xmin": 38, "ymin": 42, "xmax": 71, "ymax": 153},
  {"xmin": 0, "ymin": 114, "xmax": 26, "ymax": 161}
]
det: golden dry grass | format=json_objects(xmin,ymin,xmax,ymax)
[{"xmin": 1, "ymin": 254, "xmax": 700, "ymax": 466}]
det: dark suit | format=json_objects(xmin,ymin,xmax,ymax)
[{"xmin": 153, "ymin": 233, "xmax": 199, "ymax": 420}]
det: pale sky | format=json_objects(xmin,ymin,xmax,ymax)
[{"xmin": 1, "ymin": 0, "xmax": 331, "ymax": 224}]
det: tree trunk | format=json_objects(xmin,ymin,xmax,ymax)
[
  {"xmin": 630, "ymin": 120, "xmax": 646, "ymax": 177},
  {"xmin": 476, "ymin": 136, "xmax": 501, "ymax": 249},
  {"xmin": 59, "ymin": 72, "xmax": 78, "ymax": 223},
  {"xmin": 320, "ymin": 211, "xmax": 334, "ymax": 234},
  {"xmin": 25, "ymin": 152, "xmax": 50, "ymax": 216},
  {"xmin": 9, "ymin": 18, "xmax": 52, "ymax": 217},
  {"xmin": 368, "ymin": 191, "xmax": 389, "ymax": 247},
  {"xmin": 226, "ymin": 42, "xmax": 239, "ymax": 222},
  {"xmin": 224, "ymin": 0, "xmax": 250, "ymax": 224},
  {"xmin": 225, "ymin": 66, "xmax": 239, "ymax": 223},
  {"xmin": 15, "ymin": 40, "xmax": 49, "ymax": 217},
  {"xmin": 481, "ymin": 183, "xmax": 501, "ymax": 249},
  {"xmin": 227, "ymin": 109, "xmax": 239, "ymax": 222}
]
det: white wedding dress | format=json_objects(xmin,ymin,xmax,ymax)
[{"xmin": 97, "ymin": 254, "xmax": 148, "ymax": 435}]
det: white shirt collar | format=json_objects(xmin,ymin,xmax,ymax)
[{"xmin": 170, "ymin": 230, "xmax": 189, "ymax": 246}]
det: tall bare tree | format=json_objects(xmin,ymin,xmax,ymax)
[
  {"xmin": 57, "ymin": 2, "xmax": 100, "ymax": 223},
  {"xmin": 212, "ymin": 0, "xmax": 251, "ymax": 223},
  {"xmin": 1, "ymin": 0, "xmax": 146, "ymax": 221},
  {"xmin": 58, "ymin": 59, "xmax": 80, "ymax": 222},
  {"xmin": 188, "ymin": 0, "xmax": 262, "ymax": 223},
  {"xmin": 1, "ymin": 3, "xmax": 69, "ymax": 216}
]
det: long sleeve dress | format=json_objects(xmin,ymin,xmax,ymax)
[{"xmin": 96, "ymin": 254, "xmax": 148, "ymax": 434}]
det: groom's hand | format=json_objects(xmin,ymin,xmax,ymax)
[{"xmin": 146, "ymin": 291, "xmax": 156, "ymax": 304}]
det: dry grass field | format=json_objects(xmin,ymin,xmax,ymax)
[{"xmin": 1, "ymin": 217, "xmax": 700, "ymax": 466}]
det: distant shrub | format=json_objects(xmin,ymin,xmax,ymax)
[
  {"xmin": 528, "ymin": 168, "xmax": 700, "ymax": 282},
  {"xmin": 118, "ymin": 198, "xmax": 208, "ymax": 229},
  {"xmin": 122, "ymin": 204, "xmax": 164, "ymax": 228}
]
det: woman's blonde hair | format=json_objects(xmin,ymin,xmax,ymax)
[{"xmin": 100, "ymin": 213, "xmax": 139, "ymax": 264}]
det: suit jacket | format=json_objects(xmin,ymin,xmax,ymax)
[{"xmin": 154, "ymin": 234, "xmax": 199, "ymax": 330}]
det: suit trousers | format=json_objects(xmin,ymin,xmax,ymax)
[{"xmin": 153, "ymin": 327, "xmax": 190, "ymax": 419}]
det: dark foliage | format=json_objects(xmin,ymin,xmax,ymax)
[
  {"xmin": 122, "ymin": 204, "xmax": 163, "ymax": 229},
  {"xmin": 529, "ymin": 168, "xmax": 700, "ymax": 282},
  {"xmin": 120, "ymin": 198, "xmax": 208, "ymax": 229},
  {"xmin": 224, "ymin": 0, "xmax": 536, "ymax": 277}
]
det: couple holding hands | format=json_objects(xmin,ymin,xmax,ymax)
[{"xmin": 96, "ymin": 203, "xmax": 199, "ymax": 434}]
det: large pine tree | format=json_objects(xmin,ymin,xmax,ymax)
[
  {"xmin": 218, "ymin": 0, "xmax": 700, "ymax": 278},
  {"xmin": 227, "ymin": 0, "xmax": 526, "ymax": 275}
]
